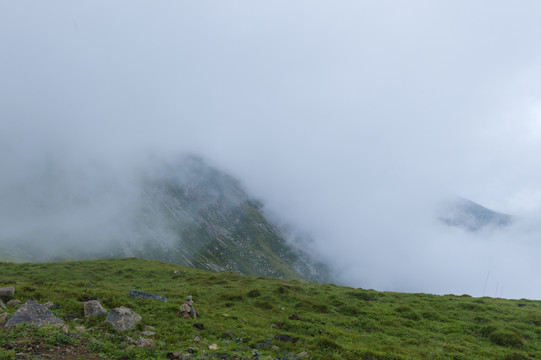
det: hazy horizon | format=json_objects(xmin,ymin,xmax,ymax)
[{"xmin": 3, "ymin": 1, "xmax": 541, "ymax": 299}]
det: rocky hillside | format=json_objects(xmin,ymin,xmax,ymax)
[{"xmin": 0, "ymin": 156, "xmax": 330, "ymax": 283}]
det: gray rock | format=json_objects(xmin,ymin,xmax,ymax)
[
  {"xmin": 84, "ymin": 300, "xmax": 108, "ymax": 318},
  {"xmin": 5, "ymin": 300, "xmax": 64, "ymax": 328},
  {"xmin": 0, "ymin": 287, "xmax": 14, "ymax": 301},
  {"xmin": 7, "ymin": 299, "xmax": 21, "ymax": 307},
  {"xmin": 128, "ymin": 289, "xmax": 167, "ymax": 302},
  {"xmin": 136, "ymin": 337, "xmax": 156, "ymax": 348},
  {"xmin": 105, "ymin": 307, "xmax": 141, "ymax": 332},
  {"xmin": 0, "ymin": 298, "xmax": 5, "ymax": 310},
  {"xmin": 142, "ymin": 330, "xmax": 155, "ymax": 336},
  {"xmin": 43, "ymin": 301, "xmax": 55, "ymax": 308},
  {"xmin": 0, "ymin": 313, "xmax": 8, "ymax": 324}
]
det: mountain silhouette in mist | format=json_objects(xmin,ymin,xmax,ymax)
[
  {"xmin": 0, "ymin": 155, "xmax": 330, "ymax": 283},
  {"xmin": 437, "ymin": 197, "xmax": 514, "ymax": 232}
]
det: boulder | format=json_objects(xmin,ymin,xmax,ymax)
[
  {"xmin": 84, "ymin": 300, "xmax": 108, "ymax": 318},
  {"xmin": 5, "ymin": 300, "xmax": 64, "ymax": 328},
  {"xmin": 105, "ymin": 307, "xmax": 141, "ymax": 332},
  {"xmin": 0, "ymin": 287, "xmax": 14, "ymax": 301}
]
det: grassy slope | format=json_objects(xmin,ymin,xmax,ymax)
[{"xmin": 0, "ymin": 258, "xmax": 540, "ymax": 360}]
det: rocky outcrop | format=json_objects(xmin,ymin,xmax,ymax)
[
  {"xmin": 84, "ymin": 300, "xmax": 108, "ymax": 318},
  {"xmin": 0, "ymin": 287, "xmax": 14, "ymax": 301},
  {"xmin": 105, "ymin": 307, "xmax": 141, "ymax": 332},
  {"xmin": 5, "ymin": 300, "xmax": 63, "ymax": 328}
]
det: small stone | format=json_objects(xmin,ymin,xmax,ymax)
[
  {"xmin": 144, "ymin": 325, "xmax": 156, "ymax": 330},
  {"xmin": 44, "ymin": 301, "xmax": 55, "ymax": 308},
  {"xmin": 208, "ymin": 343, "xmax": 218, "ymax": 350},
  {"xmin": 126, "ymin": 336, "xmax": 137, "ymax": 344},
  {"xmin": 181, "ymin": 354, "xmax": 191, "ymax": 360},
  {"xmin": 84, "ymin": 300, "xmax": 108, "ymax": 318},
  {"xmin": 297, "ymin": 351, "xmax": 309, "ymax": 358},
  {"xmin": 271, "ymin": 345, "xmax": 280, "ymax": 351},
  {"xmin": 62, "ymin": 325, "xmax": 69, "ymax": 334},
  {"xmin": 0, "ymin": 298, "xmax": 5, "ymax": 310},
  {"xmin": 187, "ymin": 347, "xmax": 196, "ymax": 353},
  {"xmin": 75, "ymin": 325, "xmax": 86, "ymax": 332},
  {"xmin": 194, "ymin": 336, "xmax": 201, "ymax": 342},
  {"xmin": 136, "ymin": 337, "xmax": 156, "ymax": 348},
  {"xmin": 0, "ymin": 313, "xmax": 8, "ymax": 324},
  {"xmin": 7, "ymin": 299, "xmax": 21, "ymax": 307},
  {"xmin": 222, "ymin": 313, "xmax": 229, "ymax": 317},
  {"xmin": 142, "ymin": 331, "xmax": 155, "ymax": 336},
  {"xmin": 0, "ymin": 287, "xmax": 14, "ymax": 300}
]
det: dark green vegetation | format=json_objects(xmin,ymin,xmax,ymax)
[
  {"xmin": 0, "ymin": 156, "xmax": 329, "ymax": 283},
  {"xmin": 2, "ymin": 258, "xmax": 541, "ymax": 359}
]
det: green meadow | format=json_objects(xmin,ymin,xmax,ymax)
[{"xmin": 1, "ymin": 258, "xmax": 540, "ymax": 359}]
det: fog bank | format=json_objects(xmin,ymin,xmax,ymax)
[{"xmin": 3, "ymin": 1, "xmax": 541, "ymax": 298}]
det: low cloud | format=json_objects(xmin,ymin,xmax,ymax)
[{"xmin": 2, "ymin": 1, "xmax": 541, "ymax": 298}]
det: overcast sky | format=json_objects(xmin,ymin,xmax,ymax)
[{"xmin": 2, "ymin": 1, "xmax": 541, "ymax": 299}]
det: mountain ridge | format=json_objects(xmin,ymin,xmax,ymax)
[
  {"xmin": 0, "ymin": 155, "xmax": 330, "ymax": 283},
  {"xmin": 437, "ymin": 197, "xmax": 514, "ymax": 232}
]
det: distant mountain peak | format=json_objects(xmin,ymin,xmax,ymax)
[{"xmin": 437, "ymin": 197, "xmax": 514, "ymax": 232}]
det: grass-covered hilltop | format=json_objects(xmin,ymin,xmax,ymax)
[{"xmin": 1, "ymin": 258, "xmax": 541, "ymax": 360}]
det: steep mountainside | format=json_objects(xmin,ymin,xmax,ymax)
[
  {"xmin": 0, "ymin": 156, "xmax": 329, "ymax": 283},
  {"xmin": 437, "ymin": 197, "xmax": 514, "ymax": 231},
  {"xmin": 125, "ymin": 156, "xmax": 329, "ymax": 282}
]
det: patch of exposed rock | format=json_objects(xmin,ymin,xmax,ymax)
[
  {"xmin": 105, "ymin": 307, "xmax": 141, "ymax": 332},
  {"xmin": 5, "ymin": 300, "xmax": 64, "ymax": 328}
]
